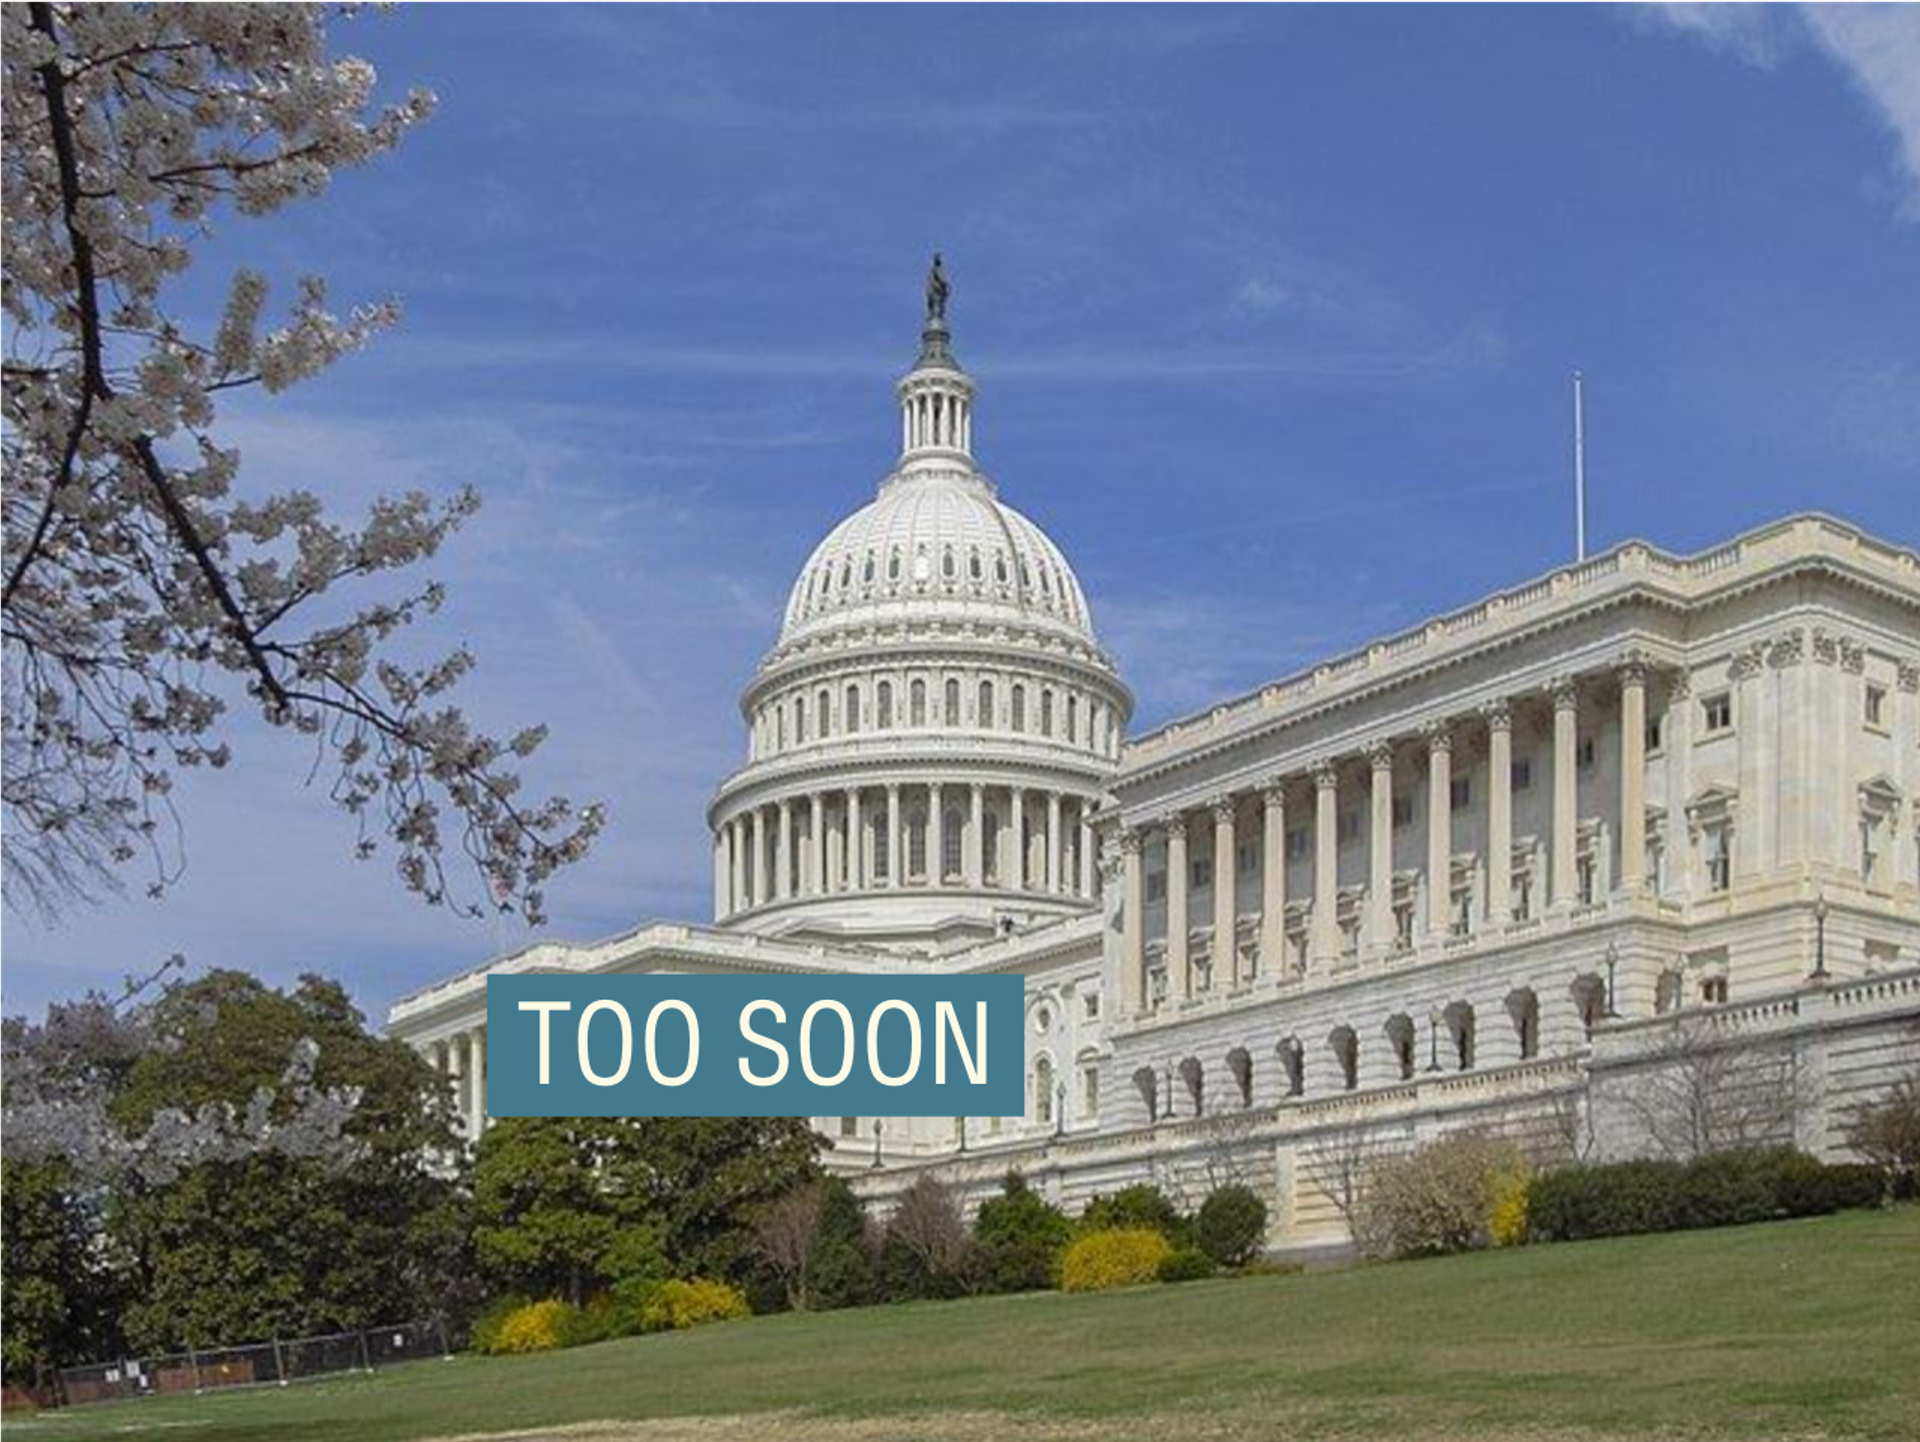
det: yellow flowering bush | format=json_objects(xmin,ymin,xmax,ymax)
[
  {"xmin": 1058, "ymin": 1227, "xmax": 1172, "ymax": 1292},
  {"xmin": 639, "ymin": 1277, "xmax": 751, "ymax": 1331},
  {"xmin": 484, "ymin": 1298, "xmax": 573, "ymax": 1354},
  {"xmin": 1487, "ymin": 1165, "xmax": 1532, "ymax": 1248}
]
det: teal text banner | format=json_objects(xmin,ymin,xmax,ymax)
[{"xmin": 486, "ymin": 973, "xmax": 1024, "ymax": 1117}]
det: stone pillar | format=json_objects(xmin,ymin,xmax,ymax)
[
  {"xmin": 1212, "ymin": 797, "xmax": 1238, "ymax": 987},
  {"xmin": 1552, "ymin": 679, "xmax": 1579, "ymax": 905},
  {"xmin": 1312, "ymin": 762, "xmax": 1339, "ymax": 967},
  {"xmin": 1369, "ymin": 743, "xmax": 1394, "ymax": 951},
  {"xmin": 885, "ymin": 784, "xmax": 901, "ymax": 888},
  {"xmin": 811, "ymin": 793, "xmax": 827, "ymax": 896},
  {"xmin": 1166, "ymin": 814, "xmax": 1191, "ymax": 1003},
  {"xmin": 728, "ymin": 819, "xmax": 744, "ymax": 912},
  {"xmin": 929, "ymin": 783, "xmax": 945, "ymax": 884},
  {"xmin": 468, "ymin": 1027, "xmax": 486, "ymax": 1138},
  {"xmin": 968, "ymin": 783, "xmax": 985, "ymax": 887},
  {"xmin": 1010, "ymin": 785, "xmax": 1027, "ymax": 890},
  {"xmin": 776, "ymin": 799, "xmax": 793, "ymax": 900},
  {"xmin": 845, "ymin": 788, "xmax": 862, "ymax": 890},
  {"xmin": 1080, "ymin": 811, "xmax": 1096, "ymax": 898},
  {"xmin": 751, "ymin": 806, "xmax": 768, "ymax": 908},
  {"xmin": 1047, "ymin": 791, "xmax": 1062, "ymax": 894},
  {"xmin": 1619, "ymin": 658, "xmax": 1648, "ymax": 892},
  {"xmin": 1121, "ymin": 829, "xmax": 1145, "ymax": 1014},
  {"xmin": 1485, "ymin": 702, "xmax": 1512, "ymax": 926},
  {"xmin": 1427, "ymin": 723, "xmax": 1453, "ymax": 936},
  {"xmin": 712, "ymin": 830, "xmax": 728, "ymax": 919},
  {"xmin": 1260, "ymin": 780, "xmax": 1287, "ymax": 974}
]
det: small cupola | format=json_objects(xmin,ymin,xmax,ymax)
[{"xmin": 896, "ymin": 253, "xmax": 976, "ymax": 468}]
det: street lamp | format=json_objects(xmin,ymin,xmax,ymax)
[
  {"xmin": 1812, "ymin": 893, "xmax": 1830, "ymax": 981},
  {"xmin": 1426, "ymin": 1006, "xmax": 1443, "ymax": 1073},
  {"xmin": 870, "ymin": 1118, "xmax": 884, "ymax": 1170},
  {"xmin": 1604, "ymin": 941, "xmax": 1620, "ymax": 1018}
]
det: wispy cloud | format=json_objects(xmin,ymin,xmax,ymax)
[{"xmin": 1633, "ymin": 3, "xmax": 1920, "ymax": 217}]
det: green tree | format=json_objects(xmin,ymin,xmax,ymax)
[
  {"xmin": 1194, "ymin": 1185, "xmax": 1269, "ymax": 1268},
  {"xmin": 974, "ymin": 1171, "xmax": 1070, "ymax": 1293},
  {"xmin": 106, "ymin": 971, "xmax": 467, "ymax": 1350},
  {"xmin": 809, "ymin": 1177, "xmax": 875, "ymax": 1311},
  {"xmin": 474, "ymin": 1117, "xmax": 820, "ymax": 1300},
  {"xmin": 0, "ymin": 1158, "xmax": 115, "ymax": 1383}
]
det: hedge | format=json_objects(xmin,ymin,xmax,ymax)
[
  {"xmin": 1058, "ymin": 1228, "xmax": 1172, "ymax": 1292},
  {"xmin": 1528, "ymin": 1147, "xmax": 1883, "ymax": 1244}
]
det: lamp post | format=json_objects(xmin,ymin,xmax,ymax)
[
  {"xmin": 1426, "ymin": 1006, "xmax": 1443, "ymax": 1073},
  {"xmin": 1163, "ymin": 1062, "xmax": 1175, "ymax": 1121},
  {"xmin": 1604, "ymin": 941, "xmax": 1620, "ymax": 1018},
  {"xmin": 1812, "ymin": 894, "xmax": 1830, "ymax": 981},
  {"xmin": 870, "ymin": 1118, "xmax": 883, "ymax": 1170}
]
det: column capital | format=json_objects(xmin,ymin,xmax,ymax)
[
  {"xmin": 1118, "ymin": 827, "xmax": 1144, "ymax": 856},
  {"xmin": 1165, "ymin": 810, "xmax": 1192, "ymax": 842},
  {"xmin": 1550, "ymin": 675, "xmax": 1580, "ymax": 710},
  {"xmin": 1312, "ymin": 759, "xmax": 1339, "ymax": 790},
  {"xmin": 1210, "ymin": 795, "xmax": 1238, "ymax": 823},
  {"xmin": 1480, "ymin": 697, "xmax": 1511, "ymax": 732},
  {"xmin": 1420, "ymin": 720, "xmax": 1453, "ymax": 753},
  {"xmin": 1617, "ymin": 648, "xmax": 1653, "ymax": 685},
  {"xmin": 1899, "ymin": 659, "xmax": 1920, "ymax": 694},
  {"xmin": 1367, "ymin": 740, "xmax": 1395, "ymax": 771},
  {"xmin": 1260, "ymin": 776, "xmax": 1288, "ymax": 806}
]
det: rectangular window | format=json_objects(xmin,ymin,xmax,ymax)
[
  {"xmin": 1702, "ymin": 692, "xmax": 1733, "ymax": 735},
  {"xmin": 1191, "ymin": 857, "xmax": 1212, "ymax": 889},
  {"xmin": 1449, "ymin": 777, "xmax": 1471, "ymax": 812},
  {"xmin": 839, "ymin": 1116, "xmax": 858, "ymax": 1138},
  {"xmin": 1082, "ymin": 1066, "xmax": 1100, "ymax": 1118},
  {"xmin": 1285, "ymin": 828, "xmax": 1309, "ymax": 861},
  {"xmin": 1577, "ymin": 737, "xmax": 1596, "ymax": 770},
  {"xmin": 1391, "ymin": 795, "xmax": 1414, "ymax": 828},
  {"xmin": 1705, "ymin": 824, "xmax": 1731, "ymax": 893},
  {"xmin": 1145, "ymin": 871, "xmax": 1167, "ymax": 903},
  {"xmin": 1451, "ymin": 888, "xmax": 1473, "ymax": 938},
  {"xmin": 1236, "ymin": 842, "xmax": 1258, "ymax": 874},
  {"xmin": 1513, "ymin": 758, "xmax": 1533, "ymax": 792},
  {"xmin": 1393, "ymin": 902, "xmax": 1415, "ymax": 951},
  {"xmin": 1865, "ymin": 683, "xmax": 1887, "ymax": 730},
  {"xmin": 1576, "ymin": 854, "xmax": 1596, "ymax": 906},
  {"xmin": 1337, "ymin": 811, "xmax": 1359, "ymax": 844},
  {"xmin": 1083, "ymin": 992, "xmax": 1100, "ymax": 1019},
  {"xmin": 1700, "ymin": 976, "xmax": 1729, "ymax": 1006},
  {"xmin": 1645, "ymin": 715, "xmax": 1664, "ymax": 754},
  {"xmin": 1512, "ymin": 871, "xmax": 1533, "ymax": 922}
]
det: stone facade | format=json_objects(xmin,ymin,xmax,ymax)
[{"xmin": 387, "ymin": 301, "xmax": 1920, "ymax": 1253}]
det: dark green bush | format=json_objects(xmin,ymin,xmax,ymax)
[
  {"xmin": 1528, "ymin": 1147, "xmax": 1885, "ymax": 1245},
  {"xmin": 1157, "ymin": 1246, "xmax": 1216, "ymax": 1283},
  {"xmin": 1079, "ymin": 1184, "xmax": 1190, "ymax": 1246},
  {"xmin": 973, "ymin": 1172, "xmax": 1071, "ymax": 1293},
  {"xmin": 1194, "ymin": 1185, "xmax": 1268, "ymax": 1268}
]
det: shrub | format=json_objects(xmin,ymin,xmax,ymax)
[
  {"xmin": 1845, "ymin": 1073, "xmax": 1920, "ymax": 1200},
  {"xmin": 1058, "ymin": 1228, "xmax": 1172, "ymax": 1292},
  {"xmin": 974, "ymin": 1172, "xmax": 1071, "ymax": 1293},
  {"xmin": 1157, "ymin": 1246, "xmax": 1216, "ymax": 1283},
  {"xmin": 878, "ymin": 1175, "xmax": 979, "ymax": 1301},
  {"xmin": 1527, "ymin": 1159, "xmax": 1687, "ymax": 1243},
  {"xmin": 639, "ymin": 1278, "xmax": 751, "ymax": 1332},
  {"xmin": 469, "ymin": 1292, "xmax": 532, "ymax": 1354},
  {"xmin": 1354, "ymin": 1132, "xmax": 1531, "ymax": 1259},
  {"xmin": 1194, "ymin": 1185, "xmax": 1268, "ymax": 1268},
  {"xmin": 1823, "ymin": 1162, "xmax": 1888, "ymax": 1211},
  {"xmin": 482, "ymin": 1298, "xmax": 575, "ymax": 1355},
  {"xmin": 1487, "ymin": 1167, "xmax": 1531, "ymax": 1248},
  {"xmin": 1079, "ymin": 1184, "xmax": 1189, "ymax": 1245}
]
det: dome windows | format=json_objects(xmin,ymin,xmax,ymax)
[
  {"xmin": 887, "ymin": 549, "xmax": 903, "ymax": 584},
  {"xmin": 876, "ymin": 681, "xmax": 894, "ymax": 729}
]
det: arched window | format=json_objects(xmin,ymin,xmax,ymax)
[
  {"xmin": 876, "ymin": 681, "xmax": 893, "ymax": 729},
  {"xmin": 1034, "ymin": 1055, "xmax": 1055, "ymax": 1127},
  {"xmin": 1443, "ymin": 1002, "xmax": 1476, "ymax": 1070},
  {"xmin": 862, "ymin": 553, "xmax": 876, "ymax": 585},
  {"xmin": 994, "ymin": 554, "xmax": 1009, "ymax": 586},
  {"xmin": 944, "ymin": 678, "xmax": 960, "ymax": 725},
  {"xmin": 1133, "ymin": 1066, "xmax": 1159, "ymax": 1124},
  {"xmin": 1507, "ymin": 988, "xmax": 1540, "ymax": 1060},
  {"xmin": 1572, "ymin": 974, "xmax": 1606, "ymax": 1032},
  {"xmin": 1385, "ymin": 1014, "xmax": 1416, "ymax": 1080},
  {"xmin": 910, "ymin": 679, "xmax": 926, "ymax": 726},
  {"xmin": 942, "ymin": 809, "xmax": 963, "ymax": 880},
  {"xmin": 983, "ymin": 811, "xmax": 1001, "ymax": 884},
  {"xmin": 844, "ymin": 684, "xmax": 861, "ymax": 733},
  {"xmin": 1330, "ymin": 1026, "xmax": 1359, "ymax": 1091},
  {"xmin": 978, "ymin": 680, "xmax": 995, "ymax": 730},
  {"xmin": 1226, "ymin": 1047, "xmax": 1253, "ymax": 1108},
  {"xmin": 1067, "ymin": 694, "xmax": 1080, "ymax": 744},
  {"xmin": 908, "ymin": 811, "xmax": 927, "ymax": 880},
  {"xmin": 1278, "ymin": 1037, "xmax": 1305, "ymax": 1097},
  {"xmin": 794, "ymin": 695, "xmax": 807, "ymax": 743},
  {"xmin": 1179, "ymin": 1056, "xmax": 1205, "ymax": 1116},
  {"xmin": 941, "ymin": 546, "xmax": 957, "ymax": 581},
  {"xmin": 870, "ymin": 815, "xmax": 888, "ymax": 882},
  {"xmin": 776, "ymin": 707, "xmax": 786, "ymax": 750},
  {"xmin": 817, "ymin": 688, "xmax": 832, "ymax": 737},
  {"xmin": 969, "ymin": 548, "xmax": 983, "ymax": 582},
  {"xmin": 1011, "ymin": 683, "xmax": 1027, "ymax": 731},
  {"xmin": 839, "ymin": 558, "xmax": 852, "ymax": 591},
  {"xmin": 1040, "ymin": 689, "xmax": 1054, "ymax": 737}
]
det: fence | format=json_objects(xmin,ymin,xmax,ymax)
[{"xmin": 52, "ymin": 1320, "xmax": 449, "ymax": 1409}]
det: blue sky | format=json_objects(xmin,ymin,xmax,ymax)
[{"xmin": 6, "ymin": 3, "xmax": 1917, "ymax": 1024}]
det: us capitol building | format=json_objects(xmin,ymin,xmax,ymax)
[{"xmin": 391, "ymin": 269, "xmax": 1920, "ymax": 1250}]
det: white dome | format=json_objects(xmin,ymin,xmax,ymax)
[{"xmin": 779, "ymin": 469, "xmax": 1095, "ymax": 645}]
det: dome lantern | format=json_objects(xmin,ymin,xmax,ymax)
[{"xmin": 897, "ymin": 253, "xmax": 975, "ymax": 468}]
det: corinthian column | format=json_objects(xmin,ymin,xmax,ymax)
[
  {"xmin": 468, "ymin": 1027, "xmax": 486, "ymax": 1138},
  {"xmin": 928, "ymin": 783, "xmax": 945, "ymax": 885},
  {"xmin": 1166, "ymin": 814, "xmax": 1191, "ymax": 1002},
  {"xmin": 1484, "ymin": 701, "xmax": 1512, "ymax": 925},
  {"xmin": 845, "ymin": 787, "xmax": 862, "ymax": 890},
  {"xmin": 1121, "ymin": 829, "xmax": 1145, "ymax": 1014},
  {"xmin": 1010, "ymin": 786, "xmax": 1027, "ymax": 890},
  {"xmin": 1212, "ymin": 797, "xmax": 1237, "ymax": 987},
  {"xmin": 968, "ymin": 783, "xmax": 985, "ymax": 886},
  {"xmin": 811, "ymin": 794, "xmax": 827, "ymax": 896},
  {"xmin": 1311, "ymin": 762, "xmax": 1339, "ymax": 967},
  {"xmin": 751, "ymin": 806, "xmax": 768, "ymax": 907},
  {"xmin": 1426, "ymin": 723, "xmax": 1453, "ymax": 936},
  {"xmin": 1259, "ymin": 780, "xmax": 1287, "ymax": 974},
  {"xmin": 886, "ymin": 784, "xmax": 901, "ymax": 888},
  {"xmin": 1619, "ymin": 657, "xmax": 1648, "ymax": 892},
  {"xmin": 1368, "ymin": 743, "xmax": 1394, "ymax": 951},
  {"xmin": 1552, "ymin": 678, "xmax": 1579, "ymax": 905},
  {"xmin": 776, "ymin": 799, "xmax": 793, "ymax": 900},
  {"xmin": 1047, "ymin": 791, "xmax": 1062, "ymax": 894}
]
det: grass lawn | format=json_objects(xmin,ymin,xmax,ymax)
[{"xmin": 12, "ymin": 1208, "xmax": 1919, "ymax": 1442}]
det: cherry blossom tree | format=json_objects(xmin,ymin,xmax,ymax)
[{"xmin": 2, "ymin": 3, "xmax": 602, "ymax": 924}]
